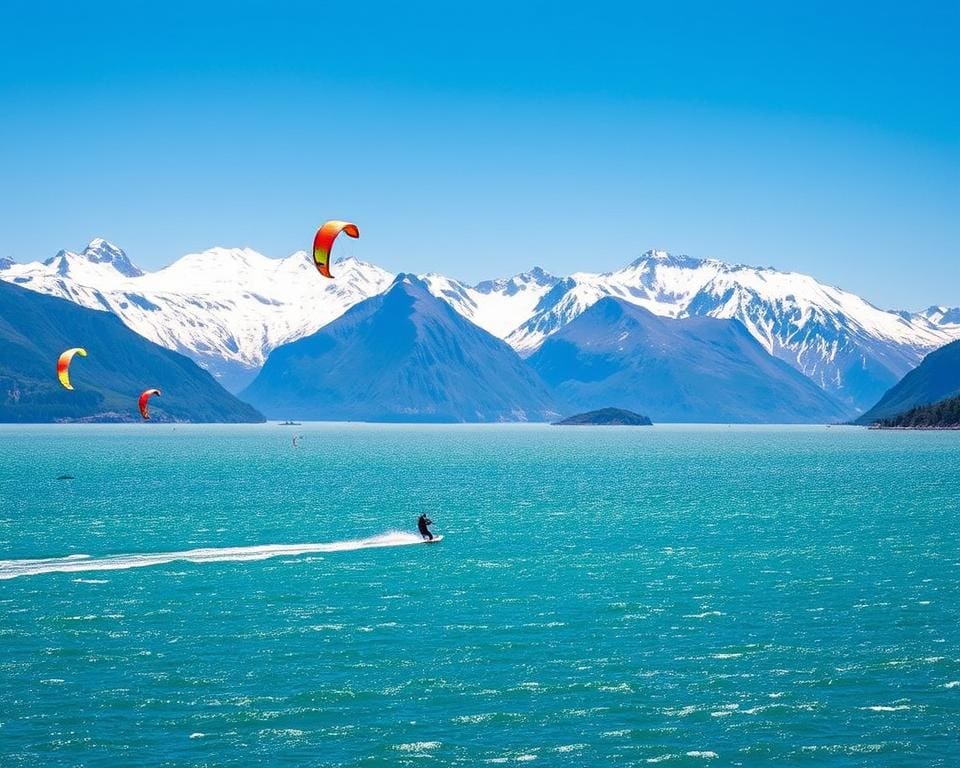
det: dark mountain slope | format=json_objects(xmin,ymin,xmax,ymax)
[
  {"xmin": 0, "ymin": 279, "xmax": 263, "ymax": 422},
  {"xmin": 857, "ymin": 339, "xmax": 960, "ymax": 424},
  {"xmin": 529, "ymin": 298, "xmax": 850, "ymax": 424},
  {"xmin": 242, "ymin": 275, "xmax": 558, "ymax": 422},
  {"xmin": 872, "ymin": 394, "xmax": 960, "ymax": 429}
]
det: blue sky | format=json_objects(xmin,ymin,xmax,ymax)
[{"xmin": 1, "ymin": 0, "xmax": 957, "ymax": 308}]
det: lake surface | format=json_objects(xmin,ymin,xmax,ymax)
[{"xmin": 2, "ymin": 424, "xmax": 959, "ymax": 766}]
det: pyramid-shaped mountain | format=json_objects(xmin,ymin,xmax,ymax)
[
  {"xmin": 0, "ymin": 280, "xmax": 264, "ymax": 422},
  {"xmin": 857, "ymin": 339, "xmax": 960, "ymax": 424},
  {"xmin": 528, "ymin": 297, "xmax": 850, "ymax": 423},
  {"xmin": 241, "ymin": 275, "xmax": 559, "ymax": 422}
]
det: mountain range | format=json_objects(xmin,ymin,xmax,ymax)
[
  {"xmin": 528, "ymin": 298, "xmax": 849, "ymax": 423},
  {"xmin": 429, "ymin": 253, "xmax": 960, "ymax": 413},
  {"xmin": 1, "ymin": 239, "xmax": 393, "ymax": 391},
  {"xmin": 3, "ymin": 238, "xmax": 959, "ymax": 419},
  {"xmin": 241, "ymin": 275, "xmax": 558, "ymax": 422},
  {"xmin": 0, "ymin": 279, "xmax": 263, "ymax": 423}
]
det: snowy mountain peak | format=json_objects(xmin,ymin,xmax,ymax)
[
  {"xmin": 43, "ymin": 249, "xmax": 77, "ymax": 276},
  {"xmin": 152, "ymin": 246, "xmax": 279, "ymax": 285},
  {"xmin": 41, "ymin": 239, "xmax": 143, "ymax": 280},
  {"xmin": 420, "ymin": 265, "xmax": 562, "ymax": 340},
  {"xmin": 395, "ymin": 272, "xmax": 427, "ymax": 289},
  {"xmin": 625, "ymin": 249, "xmax": 709, "ymax": 272},
  {"xmin": 527, "ymin": 266, "xmax": 554, "ymax": 282},
  {"xmin": 333, "ymin": 255, "xmax": 372, "ymax": 270},
  {"xmin": 81, "ymin": 238, "xmax": 143, "ymax": 277},
  {"xmin": 286, "ymin": 248, "xmax": 310, "ymax": 262},
  {"xmin": 916, "ymin": 305, "xmax": 960, "ymax": 328},
  {"xmin": 183, "ymin": 245, "xmax": 266, "ymax": 265},
  {"xmin": 474, "ymin": 266, "xmax": 558, "ymax": 294},
  {"xmin": 276, "ymin": 251, "xmax": 381, "ymax": 281},
  {"xmin": 392, "ymin": 273, "xmax": 438, "ymax": 302}
]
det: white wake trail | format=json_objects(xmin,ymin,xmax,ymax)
[{"xmin": 0, "ymin": 531, "xmax": 428, "ymax": 580}]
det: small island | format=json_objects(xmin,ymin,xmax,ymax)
[
  {"xmin": 554, "ymin": 407, "xmax": 653, "ymax": 426},
  {"xmin": 870, "ymin": 394, "xmax": 960, "ymax": 430}
]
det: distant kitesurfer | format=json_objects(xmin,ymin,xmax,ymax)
[{"xmin": 417, "ymin": 514, "xmax": 434, "ymax": 541}]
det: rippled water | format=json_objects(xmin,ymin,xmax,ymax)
[{"xmin": 2, "ymin": 423, "xmax": 959, "ymax": 766}]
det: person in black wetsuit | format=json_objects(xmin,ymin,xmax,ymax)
[{"xmin": 417, "ymin": 514, "xmax": 434, "ymax": 540}]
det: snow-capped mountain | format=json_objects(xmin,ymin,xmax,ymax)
[
  {"xmin": 914, "ymin": 305, "xmax": 960, "ymax": 331},
  {"xmin": 527, "ymin": 296, "xmax": 850, "ymax": 423},
  {"xmin": 2, "ymin": 239, "xmax": 958, "ymax": 413},
  {"xmin": 44, "ymin": 237, "xmax": 145, "ymax": 279},
  {"xmin": 1, "ymin": 240, "xmax": 393, "ymax": 391},
  {"xmin": 242, "ymin": 274, "xmax": 558, "ymax": 422},
  {"xmin": 419, "ymin": 267, "xmax": 559, "ymax": 339},
  {"xmin": 446, "ymin": 250, "xmax": 960, "ymax": 413}
]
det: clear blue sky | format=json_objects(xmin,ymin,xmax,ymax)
[{"xmin": 1, "ymin": 0, "xmax": 957, "ymax": 309}]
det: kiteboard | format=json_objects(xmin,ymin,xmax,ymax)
[{"xmin": 423, "ymin": 535, "xmax": 444, "ymax": 544}]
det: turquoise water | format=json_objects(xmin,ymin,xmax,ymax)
[{"xmin": 2, "ymin": 424, "xmax": 959, "ymax": 766}]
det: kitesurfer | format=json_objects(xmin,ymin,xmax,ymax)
[{"xmin": 417, "ymin": 514, "xmax": 434, "ymax": 541}]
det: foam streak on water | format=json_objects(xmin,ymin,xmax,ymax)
[{"xmin": 0, "ymin": 531, "xmax": 426, "ymax": 579}]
